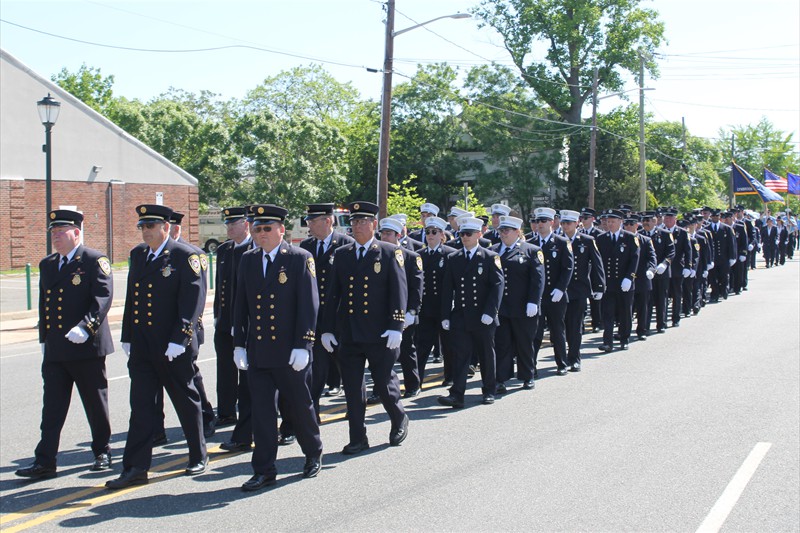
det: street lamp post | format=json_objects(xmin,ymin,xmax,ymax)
[
  {"xmin": 37, "ymin": 93, "xmax": 61, "ymax": 255},
  {"xmin": 376, "ymin": 3, "xmax": 470, "ymax": 218}
]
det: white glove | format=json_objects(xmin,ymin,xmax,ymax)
[
  {"xmin": 621, "ymin": 278, "xmax": 632, "ymax": 292},
  {"xmin": 655, "ymin": 262, "xmax": 668, "ymax": 275},
  {"xmin": 592, "ymin": 292, "xmax": 603, "ymax": 300},
  {"xmin": 403, "ymin": 312, "xmax": 415, "ymax": 328},
  {"xmin": 288, "ymin": 348, "xmax": 310, "ymax": 371},
  {"xmin": 526, "ymin": 303, "xmax": 538, "ymax": 317},
  {"xmin": 40, "ymin": 343, "xmax": 45, "ymax": 356},
  {"xmin": 122, "ymin": 342, "xmax": 131, "ymax": 357},
  {"xmin": 320, "ymin": 333, "xmax": 338, "ymax": 353},
  {"xmin": 728, "ymin": 258, "xmax": 736, "ymax": 267},
  {"xmin": 165, "ymin": 342, "xmax": 185, "ymax": 361},
  {"xmin": 381, "ymin": 330, "xmax": 403, "ymax": 349},
  {"xmin": 645, "ymin": 269, "xmax": 655, "ymax": 280},
  {"xmin": 682, "ymin": 268, "xmax": 691, "ymax": 278},
  {"xmin": 550, "ymin": 288, "xmax": 564, "ymax": 303},
  {"xmin": 441, "ymin": 320, "xmax": 450, "ymax": 331},
  {"xmin": 690, "ymin": 269, "xmax": 696, "ymax": 278},
  {"xmin": 747, "ymin": 244, "xmax": 754, "ymax": 251},
  {"xmin": 738, "ymin": 255, "xmax": 747, "ymax": 262},
  {"xmin": 65, "ymin": 326, "xmax": 89, "ymax": 344},
  {"xmin": 709, "ymin": 261, "xmax": 715, "ymax": 270},
  {"xmin": 214, "ymin": 317, "xmax": 218, "ymax": 327},
  {"xmin": 233, "ymin": 347, "xmax": 248, "ymax": 370},
  {"xmin": 480, "ymin": 314, "xmax": 494, "ymax": 325},
  {"xmin": 702, "ymin": 270, "xmax": 709, "ymax": 279}
]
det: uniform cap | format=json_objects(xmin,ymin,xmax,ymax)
[
  {"xmin": 458, "ymin": 217, "xmax": 483, "ymax": 232},
  {"xmin": 168, "ymin": 212, "xmax": 185, "ymax": 225},
  {"xmin": 347, "ymin": 201, "xmax": 379, "ymax": 219},
  {"xmin": 559, "ymin": 209, "xmax": 580, "ymax": 223},
  {"xmin": 491, "ymin": 203, "xmax": 511, "ymax": 216},
  {"xmin": 448, "ymin": 206, "xmax": 470, "ymax": 218},
  {"xmin": 222, "ymin": 206, "xmax": 248, "ymax": 223},
  {"xmin": 250, "ymin": 204, "xmax": 288, "ymax": 225},
  {"xmin": 424, "ymin": 216, "xmax": 448, "ymax": 231},
  {"xmin": 136, "ymin": 204, "xmax": 173, "ymax": 225},
  {"xmin": 420, "ymin": 202, "xmax": 440, "ymax": 216},
  {"xmin": 48, "ymin": 209, "xmax": 83, "ymax": 229},
  {"xmin": 497, "ymin": 216, "xmax": 523, "ymax": 230},
  {"xmin": 533, "ymin": 207, "xmax": 556, "ymax": 220},
  {"xmin": 603, "ymin": 209, "xmax": 625, "ymax": 219},
  {"xmin": 378, "ymin": 217, "xmax": 403, "ymax": 234},
  {"xmin": 580, "ymin": 207, "xmax": 597, "ymax": 217},
  {"xmin": 304, "ymin": 203, "xmax": 335, "ymax": 220},
  {"xmin": 389, "ymin": 213, "xmax": 408, "ymax": 226}
]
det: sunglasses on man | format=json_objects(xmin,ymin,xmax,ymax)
[
  {"xmin": 137, "ymin": 222, "xmax": 164, "ymax": 230},
  {"xmin": 424, "ymin": 228, "xmax": 440, "ymax": 235},
  {"xmin": 252, "ymin": 225, "xmax": 277, "ymax": 233},
  {"xmin": 459, "ymin": 230, "xmax": 476, "ymax": 236}
]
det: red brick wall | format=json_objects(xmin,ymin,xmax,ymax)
[{"xmin": 0, "ymin": 179, "xmax": 198, "ymax": 270}]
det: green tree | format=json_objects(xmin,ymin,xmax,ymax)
[
  {"xmin": 51, "ymin": 64, "xmax": 115, "ymax": 113},
  {"xmin": 387, "ymin": 176, "xmax": 426, "ymax": 228}
]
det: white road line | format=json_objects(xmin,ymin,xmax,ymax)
[
  {"xmin": 696, "ymin": 442, "xmax": 772, "ymax": 533},
  {"xmin": 108, "ymin": 356, "xmax": 216, "ymax": 381}
]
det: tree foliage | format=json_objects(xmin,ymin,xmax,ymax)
[{"xmin": 52, "ymin": 64, "xmax": 115, "ymax": 113}]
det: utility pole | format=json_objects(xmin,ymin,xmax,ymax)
[
  {"xmin": 730, "ymin": 133, "xmax": 736, "ymax": 209},
  {"xmin": 588, "ymin": 67, "xmax": 599, "ymax": 209},
  {"xmin": 638, "ymin": 53, "xmax": 647, "ymax": 211},
  {"xmin": 376, "ymin": 0, "xmax": 395, "ymax": 219}
]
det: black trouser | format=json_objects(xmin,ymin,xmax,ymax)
[
  {"xmin": 398, "ymin": 324, "xmax": 420, "ymax": 393},
  {"xmin": 214, "ymin": 329, "xmax": 239, "ymax": 419},
  {"xmin": 590, "ymin": 298, "xmax": 602, "ymax": 330},
  {"xmin": 154, "ymin": 361, "xmax": 214, "ymax": 433},
  {"xmin": 310, "ymin": 340, "xmax": 337, "ymax": 415},
  {"xmin": 448, "ymin": 316, "xmax": 497, "ymax": 400},
  {"xmin": 670, "ymin": 276, "xmax": 684, "ymax": 324},
  {"xmin": 534, "ymin": 298, "xmax": 568, "ymax": 370},
  {"xmin": 228, "ymin": 369, "xmax": 252, "ymax": 444},
  {"xmin": 601, "ymin": 290, "xmax": 633, "ymax": 346},
  {"xmin": 651, "ymin": 277, "xmax": 670, "ymax": 330},
  {"xmin": 338, "ymin": 341, "xmax": 405, "ymax": 444},
  {"xmin": 681, "ymin": 274, "xmax": 694, "ymax": 315},
  {"xmin": 123, "ymin": 353, "xmax": 206, "ymax": 470},
  {"xmin": 247, "ymin": 365, "xmax": 321, "ymax": 476},
  {"xmin": 415, "ymin": 317, "xmax": 452, "ymax": 384},
  {"xmin": 710, "ymin": 265, "xmax": 730, "ymax": 298},
  {"xmin": 35, "ymin": 358, "xmax": 110, "ymax": 468},
  {"xmin": 634, "ymin": 289, "xmax": 650, "ymax": 336},
  {"xmin": 496, "ymin": 315, "xmax": 538, "ymax": 382},
  {"xmin": 564, "ymin": 297, "xmax": 588, "ymax": 367},
  {"xmin": 732, "ymin": 259, "xmax": 746, "ymax": 293}
]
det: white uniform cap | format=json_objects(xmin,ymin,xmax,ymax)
[
  {"xmin": 390, "ymin": 213, "xmax": 408, "ymax": 226},
  {"xmin": 533, "ymin": 207, "xmax": 556, "ymax": 220},
  {"xmin": 455, "ymin": 212, "xmax": 475, "ymax": 226},
  {"xmin": 497, "ymin": 216, "xmax": 522, "ymax": 230},
  {"xmin": 378, "ymin": 217, "xmax": 403, "ymax": 234},
  {"xmin": 448, "ymin": 206, "xmax": 470, "ymax": 218},
  {"xmin": 459, "ymin": 217, "xmax": 483, "ymax": 232},
  {"xmin": 491, "ymin": 204, "xmax": 511, "ymax": 216},
  {"xmin": 420, "ymin": 203, "xmax": 440, "ymax": 216},
  {"xmin": 559, "ymin": 209, "xmax": 580, "ymax": 223},
  {"xmin": 424, "ymin": 216, "xmax": 448, "ymax": 231}
]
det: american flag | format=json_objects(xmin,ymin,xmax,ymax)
[{"xmin": 764, "ymin": 169, "xmax": 788, "ymax": 193}]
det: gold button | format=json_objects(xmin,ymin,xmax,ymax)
[
  {"xmin": 58, "ymin": 297, "xmax": 63, "ymax": 301},
  {"xmin": 348, "ymin": 292, "xmax": 353, "ymax": 297},
  {"xmin": 134, "ymin": 301, "xmax": 139, "ymax": 306},
  {"xmin": 349, "ymin": 310, "xmax": 354, "ymax": 314},
  {"xmin": 57, "ymin": 307, "xmax": 62, "ymax": 311},
  {"xmin": 148, "ymin": 284, "xmax": 153, "ymax": 288},
  {"xmin": 148, "ymin": 322, "xmax": 152, "ymax": 326},
  {"xmin": 270, "ymin": 315, "xmax": 275, "ymax": 320},
  {"xmin": 147, "ymin": 303, "xmax": 152, "ymax": 307},
  {"xmin": 134, "ymin": 319, "xmax": 139, "ymax": 324},
  {"xmin": 271, "ymin": 326, "xmax": 276, "ymax": 331},
  {"xmin": 349, "ymin": 276, "xmax": 354, "ymax": 280},
  {"xmin": 147, "ymin": 312, "xmax": 152, "ymax": 317},
  {"xmin": 256, "ymin": 315, "xmax": 261, "ymax": 320},
  {"xmin": 363, "ymin": 293, "xmax": 368, "ymax": 297},
  {"xmin": 134, "ymin": 291, "xmax": 139, "ymax": 296},
  {"xmin": 147, "ymin": 293, "xmax": 152, "ymax": 298},
  {"xmin": 45, "ymin": 307, "xmax": 49, "ymax": 311},
  {"xmin": 134, "ymin": 310, "xmax": 139, "ymax": 315},
  {"xmin": 270, "ymin": 294, "xmax": 275, "ymax": 299},
  {"xmin": 135, "ymin": 283, "xmax": 139, "ymax": 288},
  {"xmin": 271, "ymin": 336, "xmax": 276, "ymax": 340},
  {"xmin": 47, "ymin": 290, "xmax": 52, "ymax": 294},
  {"xmin": 257, "ymin": 335, "xmax": 262, "ymax": 340},
  {"xmin": 256, "ymin": 326, "xmax": 261, "ymax": 331},
  {"xmin": 363, "ymin": 310, "xmax": 368, "ymax": 314},
  {"xmin": 60, "ymin": 289, "xmax": 64, "ymax": 293},
  {"xmin": 57, "ymin": 315, "xmax": 62, "ymax": 319},
  {"xmin": 257, "ymin": 295, "xmax": 262, "ymax": 300},
  {"xmin": 58, "ymin": 325, "xmax": 63, "ymax": 329},
  {"xmin": 363, "ymin": 284, "xmax": 368, "ymax": 289}
]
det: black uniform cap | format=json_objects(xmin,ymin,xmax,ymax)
[
  {"xmin": 169, "ymin": 212, "xmax": 185, "ymax": 225},
  {"xmin": 347, "ymin": 201, "xmax": 379, "ymax": 219},
  {"xmin": 222, "ymin": 206, "xmax": 248, "ymax": 223},
  {"xmin": 305, "ymin": 203, "xmax": 335, "ymax": 220},
  {"xmin": 136, "ymin": 204, "xmax": 173, "ymax": 225},
  {"xmin": 250, "ymin": 204, "xmax": 288, "ymax": 225},
  {"xmin": 49, "ymin": 209, "xmax": 83, "ymax": 229}
]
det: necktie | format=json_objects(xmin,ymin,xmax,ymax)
[
  {"xmin": 263, "ymin": 254, "xmax": 272, "ymax": 277},
  {"xmin": 357, "ymin": 246, "xmax": 365, "ymax": 261},
  {"xmin": 317, "ymin": 240, "xmax": 325, "ymax": 258},
  {"xmin": 146, "ymin": 252, "xmax": 155, "ymax": 265},
  {"xmin": 465, "ymin": 250, "xmax": 472, "ymax": 261},
  {"xmin": 612, "ymin": 234, "xmax": 617, "ymax": 243},
  {"xmin": 59, "ymin": 256, "xmax": 67, "ymax": 271}
]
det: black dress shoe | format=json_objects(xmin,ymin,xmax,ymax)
[
  {"xmin": 441, "ymin": 380, "xmax": 453, "ymax": 387},
  {"xmin": 366, "ymin": 393, "xmax": 381, "ymax": 405},
  {"xmin": 482, "ymin": 394, "xmax": 495, "ymax": 405},
  {"xmin": 342, "ymin": 438, "xmax": 370, "ymax": 455},
  {"xmin": 467, "ymin": 365, "xmax": 477, "ymax": 377},
  {"xmin": 437, "ymin": 395, "xmax": 464, "ymax": 408},
  {"xmin": 389, "ymin": 414, "xmax": 409, "ymax": 446},
  {"xmin": 242, "ymin": 473, "xmax": 277, "ymax": 492},
  {"xmin": 325, "ymin": 387, "xmax": 342, "ymax": 397},
  {"xmin": 496, "ymin": 382, "xmax": 508, "ymax": 394},
  {"xmin": 203, "ymin": 419, "xmax": 216, "ymax": 439},
  {"xmin": 302, "ymin": 454, "xmax": 322, "ymax": 478},
  {"xmin": 556, "ymin": 368, "xmax": 569, "ymax": 376},
  {"xmin": 568, "ymin": 364, "xmax": 581, "ymax": 373},
  {"xmin": 216, "ymin": 415, "xmax": 238, "ymax": 428},
  {"xmin": 152, "ymin": 432, "xmax": 169, "ymax": 446},
  {"xmin": 533, "ymin": 369, "xmax": 539, "ymax": 379},
  {"xmin": 185, "ymin": 457, "xmax": 208, "ymax": 476},
  {"xmin": 90, "ymin": 453, "xmax": 112, "ymax": 471},
  {"xmin": 656, "ymin": 327, "xmax": 666, "ymax": 334},
  {"xmin": 522, "ymin": 379, "xmax": 535, "ymax": 389},
  {"xmin": 106, "ymin": 467, "xmax": 148, "ymax": 489},
  {"xmin": 403, "ymin": 388, "xmax": 420, "ymax": 398},
  {"xmin": 672, "ymin": 321, "xmax": 680, "ymax": 327},
  {"xmin": 278, "ymin": 434, "xmax": 296, "ymax": 446},
  {"xmin": 15, "ymin": 463, "xmax": 57, "ymax": 479},
  {"xmin": 220, "ymin": 441, "xmax": 252, "ymax": 452},
  {"xmin": 620, "ymin": 342, "xmax": 629, "ymax": 350},
  {"xmin": 599, "ymin": 345, "xmax": 613, "ymax": 353}
]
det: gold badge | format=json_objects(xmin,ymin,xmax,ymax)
[
  {"xmin": 634, "ymin": 235, "xmax": 640, "ymax": 248},
  {"xmin": 668, "ymin": 233, "xmax": 674, "ymax": 242},
  {"xmin": 72, "ymin": 274, "xmax": 81, "ymax": 286},
  {"xmin": 537, "ymin": 250, "xmax": 544, "ymax": 264},
  {"xmin": 278, "ymin": 271, "xmax": 288, "ymax": 284},
  {"xmin": 394, "ymin": 249, "xmax": 404, "ymax": 267},
  {"xmin": 50, "ymin": 212, "xmax": 56, "ymax": 220},
  {"xmin": 416, "ymin": 256, "xmax": 423, "ymax": 271},
  {"xmin": 140, "ymin": 206, "xmax": 147, "ymax": 214},
  {"xmin": 307, "ymin": 257, "xmax": 316, "ymax": 278},
  {"xmin": 374, "ymin": 261, "xmax": 382, "ymax": 274},
  {"xmin": 353, "ymin": 203, "xmax": 360, "ymax": 211},
  {"xmin": 199, "ymin": 254, "xmax": 208, "ymax": 271},
  {"xmin": 694, "ymin": 243, "xmax": 700, "ymax": 251},
  {"xmin": 224, "ymin": 209, "xmax": 230, "ymax": 216},
  {"xmin": 162, "ymin": 266, "xmax": 173, "ymax": 277},
  {"xmin": 566, "ymin": 241, "xmax": 572, "ymax": 253},
  {"xmin": 188, "ymin": 254, "xmax": 201, "ymax": 276},
  {"xmin": 98, "ymin": 257, "xmax": 111, "ymax": 276},
  {"xmin": 494, "ymin": 255, "xmax": 502, "ymax": 270},
  {"xmin": 258, "ymin": 207, "xmax": 264, "ymax": 214}
]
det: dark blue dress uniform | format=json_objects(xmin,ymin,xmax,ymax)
[
  {"xmin": 24, "ymin": 213, "xmax": 114, "ymax": 475},
  {"xmin": 596, "ymin": 224, "xmax": 640, "ymax": 350},
  {"xmin": 119, "ymin": 215, "xmax": 207, "ymax": 475},
  {"xmin": 664, "ymin": 224, "xmax": 692, "ymax": 326},
  {"xmin": 528, "ymin": 233, "xmax": 574, "ymax": 373},
  {"xmin": 760, "ymin": 223, "xmax": 777, "ymax": 267},
  {"xmin": 641, "ymin": 225, "xmax": 675, "ymax": 333},
  {"xmin": 415, "ymin": 243, "xmax": 457, "ymax": 384},
  {"xmin": 299, "ymin": 222, "xmax": 355, "ymax": 415},
  {"xmin": 564, "ymin": 232, "xmax": 605, "ymax": 368},
  {"xmin": 321, "ymin": 221, "xmax": 408, "ymax": 447},
  {"xmin": 213, "ymin": 237, "xmax": 239, "ymax": 420},
  {"xmin": 633, "ymin": 233, "xmax": 657, "ymax": 338},
  {"xmin": 731, "ymin": 219, "xmax": 749, "ymax": 294},
  {"xmin": 393, "ymin": 245, "xmax": 424, "ymax": 395},
  {"xmin": 708, "ymin": 219, "xmax": 737, "ymax": 299},
  {"xmin": 440, "ymin": 246, "xmax": 504, "ymax": 401},
  {"xmin": 233, "ymin": 237, "xmax": 322, "ymax": 479},
  {"xmin": 491, "ymin": 239, "xmax": 544, "ymax": 384}
]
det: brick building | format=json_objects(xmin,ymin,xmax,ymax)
[{"xmin": 0, "ymin": 49, "xmax": 199, "ymax": 270}]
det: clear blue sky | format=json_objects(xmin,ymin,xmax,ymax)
[{"xmin": 1, "ymin": 0, "xmax": 798, "ymax": 157}]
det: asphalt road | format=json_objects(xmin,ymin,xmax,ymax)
[{"xmin": 0, "ymin": 260, "xmax": 798, "ymax": 532}]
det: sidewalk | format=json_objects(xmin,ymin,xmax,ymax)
[{"xmin": 0, "ymin": 293, "xmax": 215, "ymax": 346}]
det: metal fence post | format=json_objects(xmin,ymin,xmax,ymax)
[{"xmin": 26, "ymin": 263, "xmax": 32, "ymax": 310}]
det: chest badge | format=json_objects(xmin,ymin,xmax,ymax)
[
  {"xmin": 519, "ymin": 256, "xmax": 524, "ymax": 264},
  {"xmin": 161, "ymin": 265, "xmax": 173, "ymax": 277},
  {"xmin": 72, "ymin": 274, "xmax": 81, "ymax": 286},
  {"xmin": 578, "ymin": 244, "xmax": 585, "ymax": 254},
  {"xmin": 278, "ymin": 271, "xmax": 288, "ymax": 284},
  {"xmin": 478, "ymin": 265, "xmax": 484, "ymax": 275},
  {"xmin": 439, "ymin": 257, "xmax": 444, "ymax": 268},
  {"xmin": 620, "ymin": 245, "xmax": 625, "ymax": 253},
  {"xmin": 552, "ymin": 251, "xmax": 557, "ymax": 258},
  {"xmin": 374, "ymin": 261, "xmax": 381, "ymax": 274}
]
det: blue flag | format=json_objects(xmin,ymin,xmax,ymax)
[
  {"xmin": 788, "ymin": 172, "xmax": 800, "ymax": 196},
  {"xmin": 731, "ymin": 162, "xmax": 785, "ymax": 203}
]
